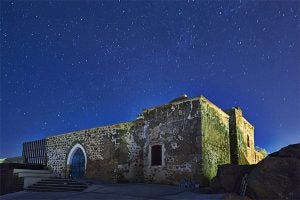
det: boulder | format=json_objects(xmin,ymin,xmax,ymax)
[
  {"xmin": 268, "ymin": 143, "xmax": 300, "ymax": 159},
  {"xmin": 210, "ymin": 164, "xmax": 254, "ymax": 193},
  {"xmin": 246, "ymin": 143, "xmax": 300, "ymax": 199}
]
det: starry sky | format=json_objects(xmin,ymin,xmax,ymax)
[{"xmin": 1, "ymin": 1, "xmax": 299, "ymax": 158}]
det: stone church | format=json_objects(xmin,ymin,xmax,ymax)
[{"xmin": 23, "ymin": 95, "xmax": 265, "ymax": 186}]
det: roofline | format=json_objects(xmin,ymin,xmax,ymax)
[
  {"xmin": 143, "ymin": 96, "xmax": 202, "ymax": 112},
  {"xmin": 45, "ymin": 94, "xmax": 253, "ymax": 139},
  {"xmin": 142, "ymin": 95, "xmax": 230, "ymax": 118},
  {"xmin": 199, "ymin": 96, "xmax": 230, "ymax": 118},
  {"xmin": 46, "ymin": 120, "xmax": 135, "ymax": 139},
  {"xmin": 224, "ymin": 107, "xmax": 254, "ymax": 128}
]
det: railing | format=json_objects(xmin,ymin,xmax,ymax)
[
  {"xmin": 239, "ymin": 173, "xmax": 248, "ymax": 196},
  {"xmin": 22, "ymin": 139, "xmax": 47, "ymax": 165}
]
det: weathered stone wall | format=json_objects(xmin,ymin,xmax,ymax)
[
  {"xmin": 226, "ymin": 107, "xmax": 264, "ymax": 165},
  {"xmin": 225, "ymin": 108, "xmax": 239, "ymax": 164},
  {"xmin": 200, "ymin": 97, "xmax": 231, "ymax": 185},
  {"xmin": 142, "ymin": 98, "xmax": 202, "ymax": 185},
  {"xmin": 44, "ymin": 94, "xmax": 264, "ymax": 185},
  {"xmin": 46, "ymin": 122, "xmax": 144, "ymax": 182},
  {"xmin": 116, "ymin": 120, "xmax": 144, "ymax": 182},
  {"xmin": 237, "ymin": 114, "xmax": 255, "ymax": 164},
  {"xmin": 254, "ymin": 150, "xmax": 265, "ymax": 163}
]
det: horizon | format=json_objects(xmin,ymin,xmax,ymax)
[{"xmin": 1, "ymin": 93, "xmax": 297, "ymax": 157}]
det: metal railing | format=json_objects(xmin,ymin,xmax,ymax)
[{"xmin": 22, "ymin": 139, "xmax": 47, "ymax": 165}]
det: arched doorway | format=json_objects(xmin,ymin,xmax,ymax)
[
  {"xmin": 70, "ymin": 148, "xmax": 85, "ymax": 178},
  {"xmin": 67, "ymin": 143, "xmax": 87, "ymax": 179}
]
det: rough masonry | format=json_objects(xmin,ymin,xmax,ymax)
[{"xmin": 43, "ymin": 95, "xmax": 265, "ymax": 186}]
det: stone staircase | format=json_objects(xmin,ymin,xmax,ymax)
[
  {"xmin": 25, "ymin": 178, "xmax": 89, "ymax": 192},
  {"xmin": 13, "ymin": 168, "xmax": 55, "ymax": 188}
]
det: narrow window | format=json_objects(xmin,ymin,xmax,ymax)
[
  {"xmin": 151, "ymin": 145, "xmax": 162, "ymax": 166},
  {"xmin": 247, "ymin": 135, "xmax": 250, "ymax": 148}
]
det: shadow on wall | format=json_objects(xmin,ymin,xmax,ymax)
[{"xmin": 84, "ymin": 159, "xmax": 119, "ymax": 183}]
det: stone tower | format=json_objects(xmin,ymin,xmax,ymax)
[{"xmin": 225, "ymin": 107, "xmax": 258, "ymax": 164}]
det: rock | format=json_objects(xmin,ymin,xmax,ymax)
[
  {"xmin": 268, "ymin": 143, "xmax": 300, "ymax": 159},
  {"xmin": 210, "ymin": 164, "xmax": 254, "ymax": 193},
  {"xmin": 246, "ymin": 143, "xmax": 300, "ymax": 199}
]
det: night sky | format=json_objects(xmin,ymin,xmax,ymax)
[{"xmin": 1, "ymin": 1, "xmax": 299, "ymax": 158}]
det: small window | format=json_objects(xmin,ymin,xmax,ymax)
[
  {"xmin": 151, "ymin": 145, "xmax": 162, "ymax": 166},
  {"xmin": 247, "ymin": 135, "xmax": 250, "ymax": 148}
]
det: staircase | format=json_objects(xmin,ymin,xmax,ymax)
[
  {"xmin": 13, "ymin": 168, "xmax": 55, "ymax": 188},
  {"xmin": 25, "ymin": 178, "xmax": 89, "ymax": 192}
]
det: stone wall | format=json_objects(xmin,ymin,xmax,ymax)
[
  {"xmin": 200, "ymin": 97, "xmax": 231, "ymax": 185},
  {"xmin": 142, "ymin": 98, "xmax": 202, "ymax": 185},
  {"xmin": 236, "ymin": 113, "xmax": 255, "ymax": 164},
  {"xmin": 254, "ymin": 150, "xmax": 266, "ymax": 163},
  {"xmin": 44, "ymin": 94, "xmax": 264, "ymax": 186},
  {"xmin": 46, "ymin": 122, "xmax": 144, "ymax": 182},
  {"xmin": 46, "ymin": 96, "xmax": 206, "ymax": 185},
  {"xmin": 226, "ymin": 107, "xmax": 264, "ymax": 165},
  {"xmin": 226, "ymin": 108, "xmax": 239, "ymax": 164},
  {"xmin": 116, "ymin": 120, "xmax": 144, "ymax": 182}
]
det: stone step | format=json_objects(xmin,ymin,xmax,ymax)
[
  {"xmin": 28, "ymin": 185, "xmax": 87, "ymax": 190},
  {"xmin": 17, "ymin": 173, "xmax": 55, "ymax": 178},
  {"xmin": 25, "ymin": 187, "xmax": 85, "ymax": 192},
  {"xmin": 40, "ymin": 178, "xmax": 79, "ymax": 182},
  {"xmin": 37, "ymin": 181, "xmax": 85, "ymax": 185},
  {"xmin": 31, "ymin": 183, "xmax": 87, "ymax": 187},
  {"xmin": 25, "ymin": 178, "xmax": 89, "ymax": 192},
  {"xmin": 13, "ymin": 169, "xmax": 51, "ymax": 174},
  {"xmin": 14, "ymin": 169, "xmax": 54, "ymax": 178},
  {"xmin": 13, "ymin": 169, "xmax": 56, "ymax": 187}
]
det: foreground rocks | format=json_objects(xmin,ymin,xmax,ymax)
[
  {"xmin": 210, "ymin": 164, "xmax": 254, "ymax": 193},
  {"xmin": 247, "ymin": 143, "xmax": 300, "ymax": 199},
  {"xmin": 211, "ymin": 143, "xmax": 300, "ymax": 199}
]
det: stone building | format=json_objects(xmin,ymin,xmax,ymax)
[{"xmin": 24, "ymin": 95, "xmax": 265, "ymax": 186}]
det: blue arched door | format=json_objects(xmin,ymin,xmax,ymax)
[{"xmin": 70, "ymin": 148, "xmax": 85, "ymax": 179}]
